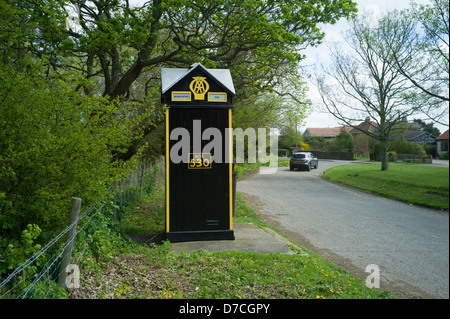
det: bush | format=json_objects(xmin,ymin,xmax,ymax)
[
  {"xmin": 0, "ymin": 60, "xmax": 144, "ymax": 271},
  {"xmin": 414, "ymin": 144, "xmax": 427, "ymax": 159},
  {"xmin": 375, "ymin": 138, "xmax": 430, "ymax": 159},
  {"xmin": 304, "ymin": 136, "xmax": 329, "ymax": 151},
  {"xmin": 329, "ymin": 131, "xmax": 354, "ymax": 153},
  {"xmin": 388, "ymin": 151, "xmax": 397, "ymax": 162},
  {"xmin": 278, "ymin": 149, "xmax": 289, "ymax": 157},
  {"xmin": 299, "ymin": 143, "xmax": 311, "ymax": 150},
  {"xmin": 0, "ymin": 224, "xmax": 45, "ymax": 276}
]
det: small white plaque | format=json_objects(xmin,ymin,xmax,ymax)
[
  {"xmin": 172, "ymin": 91, "xmax": 191, "ymax": 101},
  {"xmin": 207, "ymin": 92, "xmax": 227, "ymax": 102}
]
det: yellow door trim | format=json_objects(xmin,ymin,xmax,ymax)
[
  {"xmin": 165, "ymin": 108, "xmax": 170, "ymax": 233},
  {"xmin": 228, "ymin": 108, "xmax": 233, "ymax": 230}
]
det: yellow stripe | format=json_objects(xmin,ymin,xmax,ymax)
[
  {"xmin": 165, "ymin": 108, "xmax": 170, "ymax": 233},
  {"xmin": 229, "ymin": 108, "xmax": 233, "ymax": 230}
]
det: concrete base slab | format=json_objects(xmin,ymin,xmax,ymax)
[{"xmin": 171, "ymin": 223, "xmax": 307, "ymax": 255}]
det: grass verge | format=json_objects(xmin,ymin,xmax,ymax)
[
  {"xmin": 234, "ymin": 159, "xmax": 290, "ymax": 179},
  {"xmin": 323, "ymin": 164, "xmax": 449, "ymax": 210},
  {"xmin": 72, "ymin": 170, "xmax": 393, "ymax": 299},
  {"xmin": 73, "ymin": 239, "xmax": 392, "ymax": 299}
]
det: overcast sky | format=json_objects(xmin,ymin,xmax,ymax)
[{"xmin": 299, "ymin": 0, "xmax": 448, "ymax": 134}]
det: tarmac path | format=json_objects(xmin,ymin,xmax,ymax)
[{"xmin": 237, "ymin": 160, "xmax": 449, "ymax": 298}]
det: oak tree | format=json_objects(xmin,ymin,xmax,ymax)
[{"xmin": 4, "ymin": 0, "xmax": 357, "ymax": 159}]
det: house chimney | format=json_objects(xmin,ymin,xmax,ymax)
[
  {"xmin": 365, "ymin": 117, "xmax": 370, "ymax": 123},
  {"xmin": 402, "ymin": 116, "xmax": 407, "ymax": 122}
]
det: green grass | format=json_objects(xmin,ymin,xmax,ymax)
[
  {"xmin": 157, "ymin": 245, "xmax": 391, "ymax": 299},
  {"xmin": 118, "ymin": 181, "xmax": 166, "ymax": 235},
  {"xmin": 75, "ymin": 238, "xmax": 392, "ymax": 299},
  {"xmin": 234, "ymin": 159, "xmax": 289, "ymax": 179},
  {"xmin": 173, "ymin": 193, "xmax": 392, "ymax": 299},
  {"xmin": 76, "ymin": 185, "xmax": 394, "ymax": 299},
  {"xmin": 323, "ymin": 164, "xmax": 449, "ymax": 210}
]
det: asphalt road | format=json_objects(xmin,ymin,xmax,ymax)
[{"xmin": 237, "ymin": 160, "xmax": 449, "ymax": 299}]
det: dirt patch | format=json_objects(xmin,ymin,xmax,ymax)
[
  {"xmin": 126, "ymin": 231, "xmax": 165, "ymax": 246},
  {"xmin": 238, "ymin": 168, "xmax": 260, "ymax": 181},
  {"xmin": 240, "ymin": 192, "xmax": 265, "ymax": 210},
  {"xmin": 70, "ymin": 253, "xmax": 195, "ymax": 299}
]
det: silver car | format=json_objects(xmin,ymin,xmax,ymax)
[{"xmin": 289, "ymin": 152, "xmax": 318, "ymax": 171}]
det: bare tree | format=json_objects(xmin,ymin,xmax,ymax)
[
  {"xmin": 388, "ymin": 0, "xmax": 449, "ymax": 126},
  {"xmin": 316, "ymin": 11, "xmax": 423, "ymax": 171}
]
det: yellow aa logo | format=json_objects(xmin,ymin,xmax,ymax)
[{"xmin": 189, "ymin": 76, "xmax": 209, "ymax": 100}]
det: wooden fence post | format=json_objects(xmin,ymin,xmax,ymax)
[{"xmin": 58, "ymin": 197, "xmax": 82, "ymax": 288}]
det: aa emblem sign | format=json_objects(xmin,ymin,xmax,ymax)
[{"xmin": 190, "ymin": 76, "xmax": 210, "ymax": 100}]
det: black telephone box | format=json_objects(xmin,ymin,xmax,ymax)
[{"xmin": 161, "ymin": 63, "xmax": 235, "ymax": 242}]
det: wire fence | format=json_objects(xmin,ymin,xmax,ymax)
[
  {"xmin": 0, "ymin": 196, "xmax": 109, "ymax": 298},
  {"xmin": 0, "ymin": 159, "xmax": 163, "ymax": 299}
]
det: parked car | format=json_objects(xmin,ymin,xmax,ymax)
[{"xmin": 290, "ymin": 152, "xmax": 318, "ymax": 171}]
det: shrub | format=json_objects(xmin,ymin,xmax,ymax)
[
  {"xmin": 0, "ymin": 60, "xmax": 145, "ymax": 272},
  {"xmin": 330, "ymin": 131, "xmax": 354, "ymax": 152},
  {"xmin": 299, "ymin": 143, "xmax": 311, "ymax": 150},
  {"xmin": 414, "ymin": 144, "xmax": 427, "ymax": 159},
  {"xmin": 388, "ymin": 151, "xmax": 397, "ymax": 162},
  {"xmin": 278, "ymin": 149, "xmax": 289, "ymax": 157},
  {"xmin": 0, "ymin": 224, "xmax": 45, "ymax": 276}
]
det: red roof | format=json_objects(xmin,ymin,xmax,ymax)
[
  {"xmin": 304, "ymin": 127, "xmax": 351, "ymax": 137},
  {"xmin": 436, "ymin": 129, "xmax": 449, "ymax": 141},
  {"xmin": 349, "ymin": 120, "xmax": 378, "ymax": 134}
]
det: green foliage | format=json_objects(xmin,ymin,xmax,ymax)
[
  {"xmin": 279, "ymin": 126, "xmax": 302, "ymax": 150},
  {"xmin": 88, "ymin": 211, "xmax": 124, "ymax": 263},
  {"xmin": 414, "ymin": 143, "xmax": 427, "ymax": 159},
  {"xmin": 75, "ymin": 202, "xmax": 147, "ymax": 273},
  {"xmin": 304, "ymin": 135, "xmax": 330, "ymax": 151},
  {"xmin": 375, "ymin": 136, "xmax": 431, "ymax": 158},
  {"xmin": 2, "ymin": 0, "xmax": 358, "ymax": 98},
  {"xmin": 34, "ymin": 280, "xmax": 69, "ymax": 299},
  {"xmin": 113, "ymin": 160, "xmax": 166, "ymax": 235},
  {"xmin": 21, "ymin": 277, "xmax": 70, "ymax": 299},
  {"xmin": 316, "ymin": 8, "xmax": 445, "ymax": 170},
  {"xmin": 0, "ymin": 224, "xmax": 45, "ymax": 276},
  {"xmin": 233, "ymin": 160, "xmax": 280, "ymax": 179},
  {"xmin": 1, "ymin": 0, "xmax": 358, "ymax": 160},
  {"xmin": 412, "ymin": 119, "xmax": 441, "ymax": 137},
  {"xmin": 383, "ymin": 136, "xmax": 415, "ymax": 154},
  {"xmin": 330, "ymin": 131, "xmax": 354, "ymax": 152},
  {"xmin": 0, "ymin": 60, "xmax": 145, "ymax": 270}
]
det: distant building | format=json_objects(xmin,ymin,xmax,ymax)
[
  {"xmin": 304, "ymin": 117, "xmax": 439, "ymax": 149},
  {"xmin": 388, "ymin": 131, "xmax": 436, "ymax": 146},
  {"xmin": 303, "ymin": 127, "xmax": 352, "ymax": 139},
  {"xmin": 349, "ymin": 117, "xmax": 379, "ymax": 139},
  {"xmin": 436, "ymin": 129, "xmax": 449, "ymax": 157}
]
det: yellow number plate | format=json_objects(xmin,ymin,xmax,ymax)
[{"xmin": 188, "ymin": 153, "xmax": 212, "ymax": 169}]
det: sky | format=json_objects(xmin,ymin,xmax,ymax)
[{"xmin": 299, "ymin": 0, "xmax": 449, "ymax": 135}]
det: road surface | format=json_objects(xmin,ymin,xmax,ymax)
[{"xmin": 237, "ymin": 160, "xmax": 449, "ymax": 298}]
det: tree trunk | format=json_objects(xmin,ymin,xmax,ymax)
[{"xmin": 380, "ymin": 140, "xmax": 389, "ymax": 171}]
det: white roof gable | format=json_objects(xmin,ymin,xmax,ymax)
[{"xmin": 161, "ymin": 63, "xmax": 235, "ymax": 95}]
